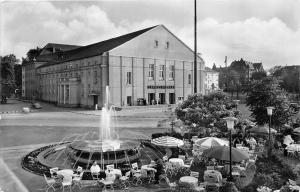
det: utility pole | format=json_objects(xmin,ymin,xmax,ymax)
[{"xmin": 194, "ymin": 0, "xmax": 197, "ymax": 94}]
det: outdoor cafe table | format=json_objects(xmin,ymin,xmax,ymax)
[
  {"xmin": 286, "ymin": 144, "xmax": 300, "ymax": 152},
  {"xmin": 169, "ymin": 158, "xmax": 184, "ymax": 166},
  {"xmin": 179, "ymin": 176, "xmax": 198, "ymax": 188},
  {"xmin": 57, "ymin": 169, "xmax": 76, "ymax": 180},
  {"xmin": 204, "ymin": 170, "xmax": 222, "ymax": 183},
  {"xmin": 141, "ymin": 164, "xmax": 157, "ymax": 172}
]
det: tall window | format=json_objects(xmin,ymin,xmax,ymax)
[
  {"xmin": 154, "ymin": 40, "xmax": 158, "ymax": 48},
  {"xmin": 169, "ymin": 65, "xmax": 175, "ymax": 80},
  {"xmin": 159, "ymin": 65, "xmax": 165, "ymax": 80},
  {"xmin": 94, "ymin": 70, "xmax": 97, "ymax": 84},
  {"xmin": 165, "ymin": 41, "xmax": 169, "ymax": 49},
  {"xmin": 148, "ymin": 64, "xmax": 154, "ymax": 80},
  {"xmin": 188, "ymin": 74, "xmax": 191, "ymax": 84},
  {"xmin": 127, "ymin": 72, "xmax": 132, "ymax": 84}
]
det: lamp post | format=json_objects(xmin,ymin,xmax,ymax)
[
  {"xmin": 233, "ymin": 99, "xmax": 240, "ymax": 111},
  {"xmin": 224, "ymin": 116, "xmax": 237, "ymax": 181},
  {"xmin": 266, "ymin": 106, "xmax": 274, "ymax": 144}
]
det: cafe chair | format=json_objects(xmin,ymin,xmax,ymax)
[
  {"xmin": 131, "ymin": 163, "xmax": 140, "ymax": 173},
  {"xmin": 165, "ymin": 177, "xmax": 177, "ymax": 192},
  {"xmin": 43, "ymin": 174, "xmax": 56, "ymax": 192},
  {"xmin": 101, "ymin": 177, "xmax": 115, "ymax": 192},
  {"xmin": 50, "ymin": 167, "xmax": 59, "ymax": 178},
  {"xmin": 106, "ymin": 164, "xmax": 115, "ymax": 171},
  {"xmin": 61, "ymin": 175, "xmax": 72, "ymax": 192},
  {"xmin": 73, "ymin": 171, "xmax": 84, "ymax": 189},
  {"xmin": 131, "ymin": 168, "xmax": 143, "ymax": 186},
  {"xmin": 119, "ymin": 171, "xmax": 131, "ymax": 189},
  {"xmin": 162, "ymin": 156, "xmax": 168, "ymax": 163}
]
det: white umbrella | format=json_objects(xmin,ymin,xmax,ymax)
[
  {"xmin": 293, "ymin": 127, "xmax": 300, "ymax": 135},
  {"xmin": 194, "ymin": 137, "xmax": 229, "ymax": 149},
  {"xmin": 151, "ymin": 136, "xmax": 184, "ymax": 148}
]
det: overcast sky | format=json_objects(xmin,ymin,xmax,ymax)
[{"xmin": 1, "ymin": 0, "xmax": 300, "ymax": 69}]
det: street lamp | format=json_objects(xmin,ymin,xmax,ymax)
[
  {"xmin": 224, "ymin": 116, "xmax": 237, "ymax": 181},
  {"xmin": 266, "ymin": 106, "xmax": 275, "ymax": 144},
  {"xmin": 233, "ymin": 99, "xmax": 240, "ymax": 111}
]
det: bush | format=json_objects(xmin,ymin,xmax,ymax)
[{"xmin": 165, "ymin": 162, "xmax": 191, "ymax": 182}]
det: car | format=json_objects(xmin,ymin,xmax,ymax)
[{"xmin": 32, "ymin": 102, "xmax": 42, "ymax": 109}]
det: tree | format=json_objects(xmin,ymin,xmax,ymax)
[
  {"xmin": 26, "ymin": 47, "xmax": 42, "ymax": 61},
  {"xmin": 1, "ymin": 54, "xmax": 17, "ymax": 103},
  {"xmin": 246, "ymin": 77, "xmax": 292, "ymax": 128},
  {"xmin": 251, "ymin": 71, "xmax": 267, "ymax": 81},
  {"xmin": 175, "ymin": 92, "xmax": 239, "ymax": 136}
]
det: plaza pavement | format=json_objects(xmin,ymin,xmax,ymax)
[{"xmin": 0, "ymin": 99, "xmax": 173, "ymax": 191}]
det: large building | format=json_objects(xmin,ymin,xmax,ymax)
[
  {"xmin": 204, "ymin": 67, "xmax": 219, "ymax": 94},
  {"xmin": 22, "ymin": 25, "xmax": 206, "ymax": 108}
]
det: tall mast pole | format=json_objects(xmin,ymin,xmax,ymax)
[{"xmin": 194, "ymin": 0, "xmax": 197, "ymax": 94}]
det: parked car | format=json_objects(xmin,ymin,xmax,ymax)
[{"xmin": 32, "ymin": 102, "xmax": 42, "ymax": 109}]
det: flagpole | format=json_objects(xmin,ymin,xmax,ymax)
[{"xmin": 194, "ymin": 0, "xmax": 197, "ymax": 94}]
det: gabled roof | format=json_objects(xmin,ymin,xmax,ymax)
[
  {"xmin": 37, "ymin": 25, "xmax": 158, "ymax": 68},
  {"xmin": 37, "ymin": 43, "xmax": 82, "ymax": 62}
]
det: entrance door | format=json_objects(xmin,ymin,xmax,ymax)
[
  {"xmin": 169, "ymin": 93, "xmax": 175, "ymax": 104},
  {"xmin": 148, "ymin": 93, "xmax": 155, "ymax": 105},
  {"xmin": 127, "ymin": 96, "xmax": 132, "ymax": 106},
  {"xmin": 93, "ymin": 95, "xmax": 98, "ymax": 109},
  {"xmin": 159, "ymin": 93, "xmax": 165, "ymax": 104}
]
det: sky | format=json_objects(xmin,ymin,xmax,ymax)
[{"xmin": 1, "ymin": 0, "xmax": 300, "ymax": 69}]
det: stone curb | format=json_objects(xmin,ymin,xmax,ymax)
[{"xmin": 0, "ymin": 109, "xmax": 38, "ymax": 114}]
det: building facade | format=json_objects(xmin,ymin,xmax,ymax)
[
  {"xmin": 25, "ymin": 25, "xmax": 206, "ymax": 108},
  {"xmin": 204, "ymin": 67, "xmax": 219, "ymax": 94}
]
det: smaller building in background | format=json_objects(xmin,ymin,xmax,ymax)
[{"xmin": 204, "ymin": 67, "xmax": 219, "ymax": 94}]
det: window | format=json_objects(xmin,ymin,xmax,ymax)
[
  {"xmin": 94, "ymin": 71, "xmax": 97, "ymax": 84},
  {"xmin": 165, "ymin": 41, "xmax": 169, "ymax": 49},
  {"xmin": 169, "ymin": 65, "xmax": 175, "ymax": 80},
  {"xmin": 127, "ymin": 72, "xmax": 132, "ymax": 84},
  {"xmin": 188, "ymin": 74, "xmax": 191, "ymax": 84},
  {"xmin": 148, "ymin": 64, "xmax": 154, "ymax": 80},
  {"xmin": 159, "ymin": 65, "xmax": 165, "ymax": 80},
  {"xmin": 154, "ymin": 40, "xmax": 158, "ymax": 48}
]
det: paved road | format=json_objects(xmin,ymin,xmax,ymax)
[{"xmin": 0, "ymin": 100, "xmax": 172, "ymax": 191}]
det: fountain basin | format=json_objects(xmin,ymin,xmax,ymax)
[{"xmin": 67, "ymin": 139, "xmax": 141, "ymax": 165}]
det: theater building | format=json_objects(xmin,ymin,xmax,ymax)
[{"xmin": 25, "ymin": 25, "xmax": 205, "ymax": 108}]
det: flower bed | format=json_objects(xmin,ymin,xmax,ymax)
[{"xmin": 241, "ymin": 153, "xmax": 297, "ymax": 192}]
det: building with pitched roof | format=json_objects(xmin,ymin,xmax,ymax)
[{"xmin": 23, "ymin": 25, "xmax": 205, "ymax": 108}]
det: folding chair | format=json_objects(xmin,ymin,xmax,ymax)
[
  {"xmin": 119, "ymin": 171, "xmax": 131, "ymax": 189},
  {"xmin": 61, "ymin": 175, "xmax": 72, "ymax": 192},
  {"xmin": 43, "ymin": 174, "xmax": 56, "ymax": 192},
  {"xmin": 106, "ymin": 164, "xmax": 115, "ymax": 171},
  {"xmin": 49, "ymin": 167, "xmax": 59, "ymax": 178}
]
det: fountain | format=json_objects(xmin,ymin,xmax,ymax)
[{"xmin": 22, "ymin": 86, "xmax": 164, "ymax": 176}]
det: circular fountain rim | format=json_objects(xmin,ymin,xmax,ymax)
[{"xmin": 69, "ymin": 139, "xmax": 140, "ymax": 153}]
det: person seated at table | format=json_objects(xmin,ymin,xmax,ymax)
[
  {"xmin": 153, "ymin": 158, "xmax": 165, "ymax": 184},
  {"xmin": 90, "ymin": 161, "xmax": 101, "ymax": 176}
]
